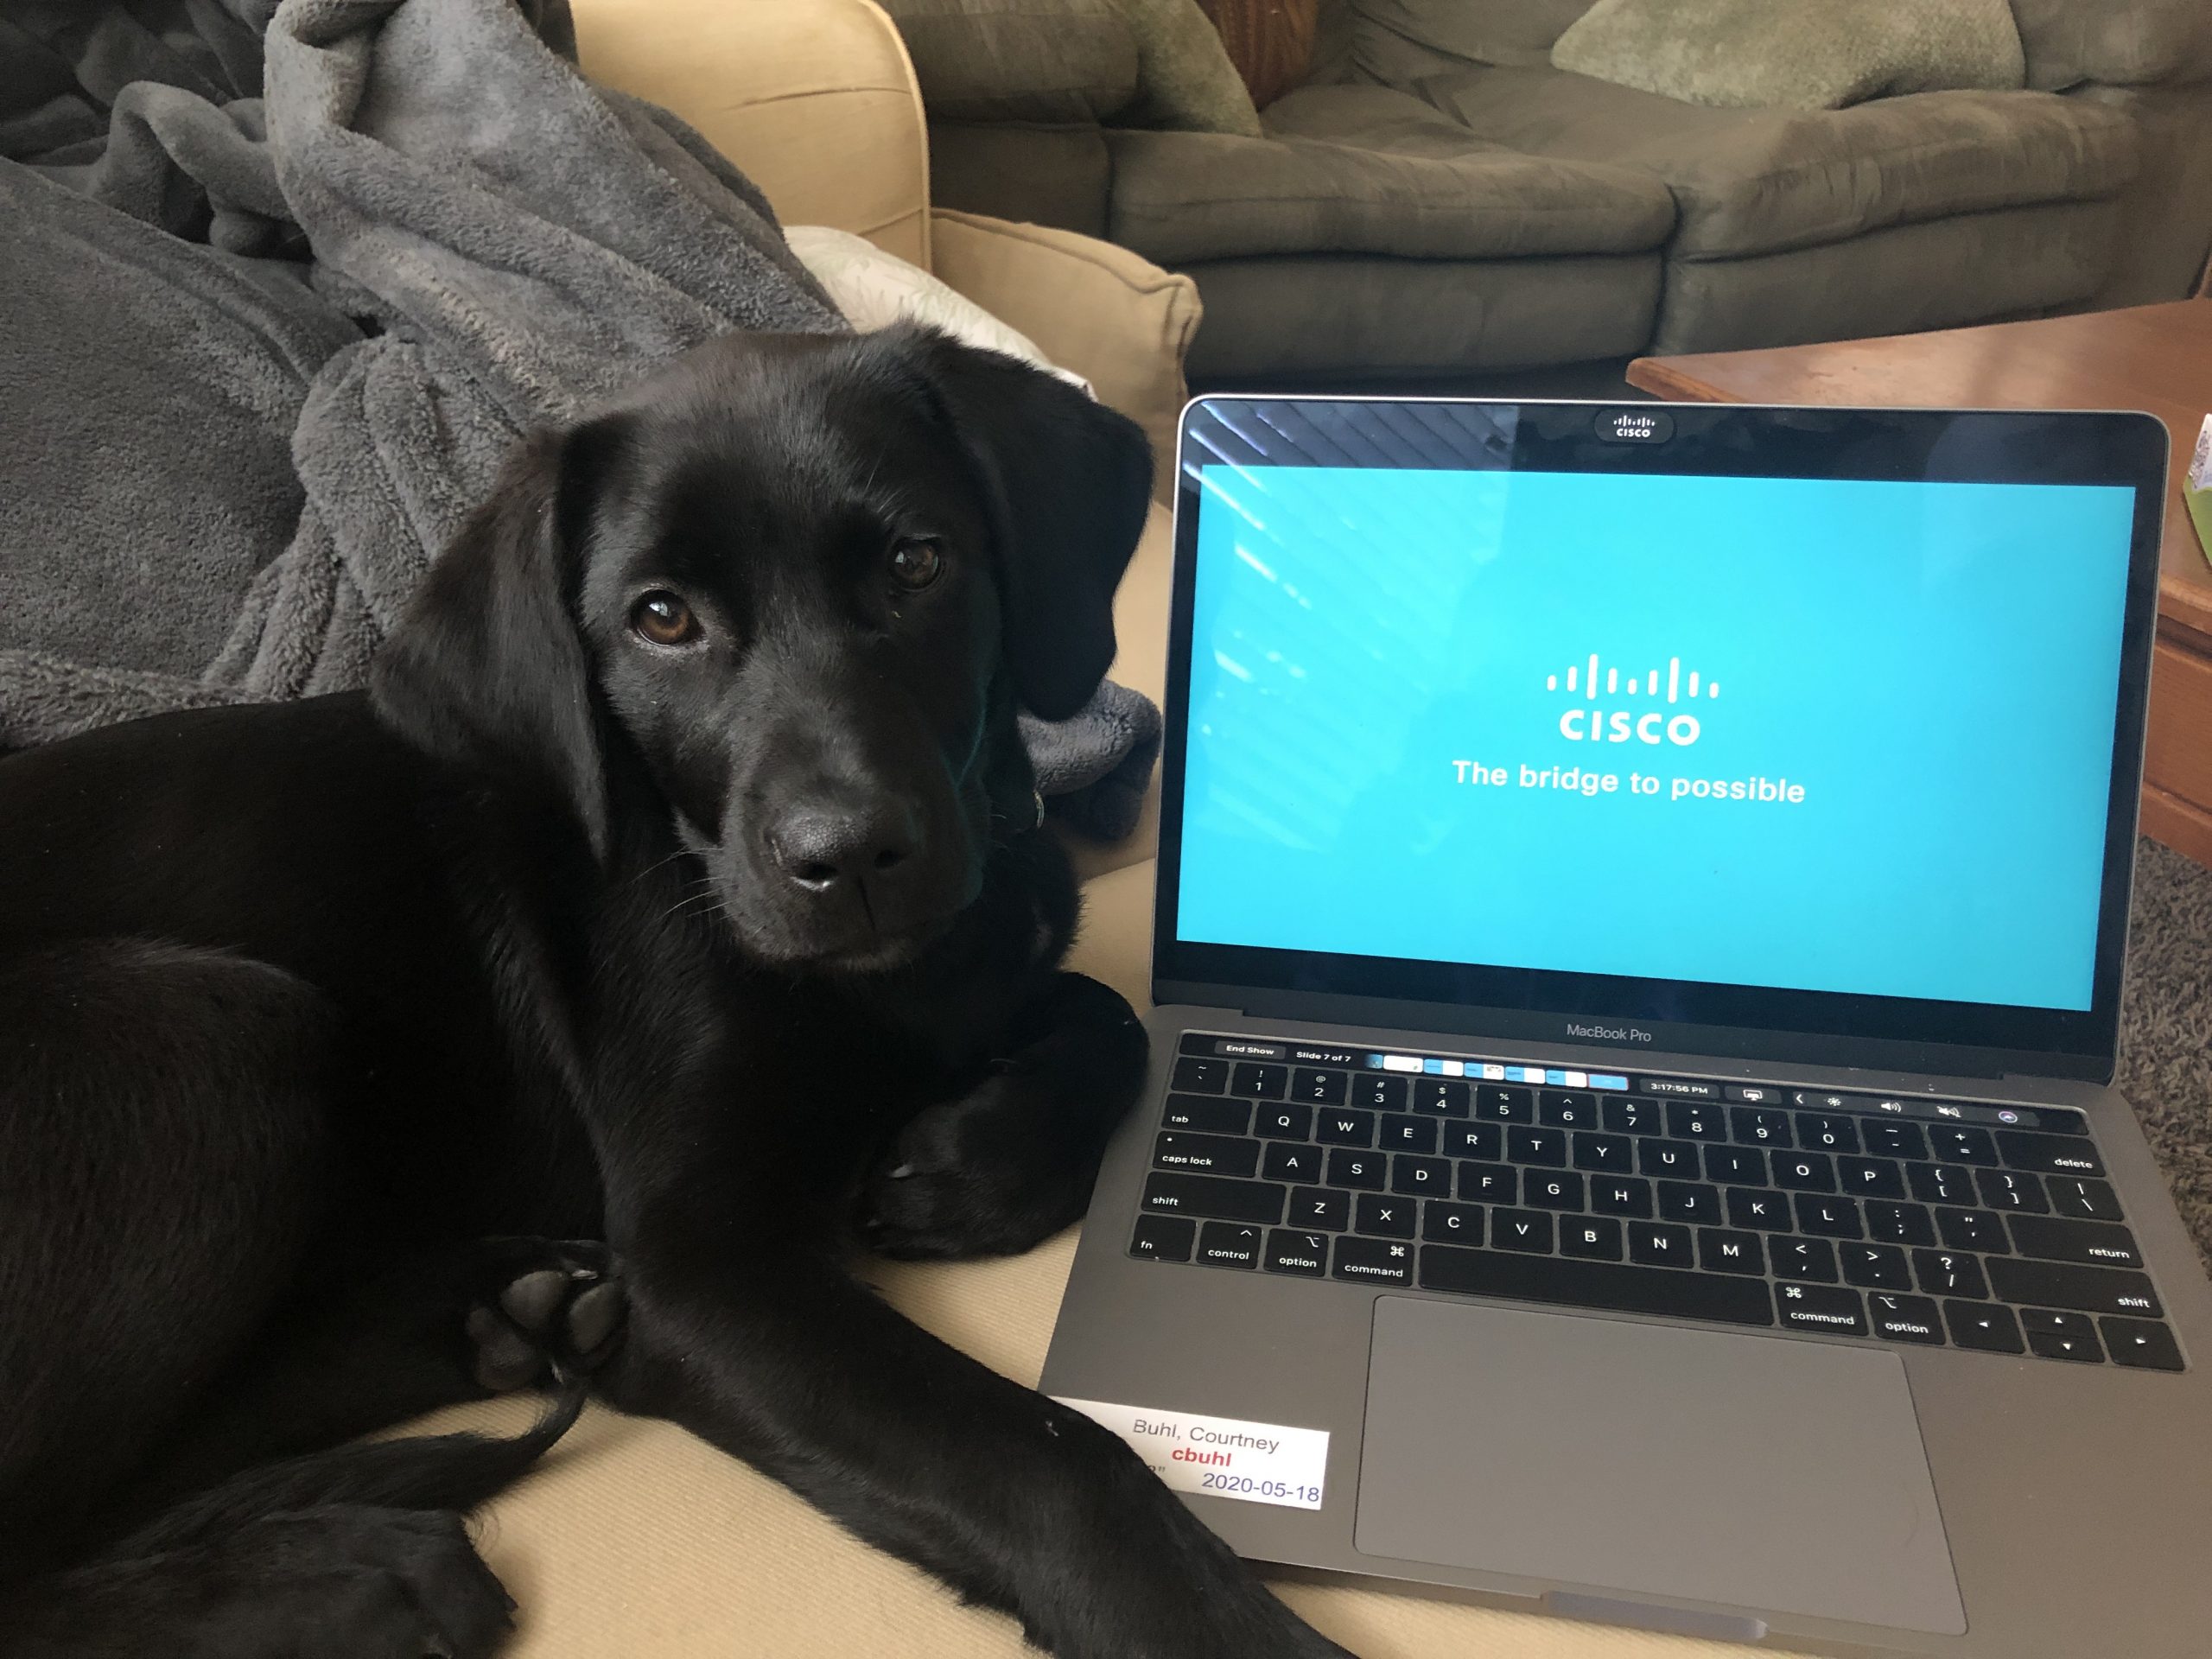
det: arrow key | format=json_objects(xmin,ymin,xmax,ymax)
[
  {"xmin": 2102, "ymin": 1317, "xmax": 2185, "ymax": 1372},
  {"xmin": 1943, "ymin": 1300, "xmax": 2024, "ymax": 1354}
]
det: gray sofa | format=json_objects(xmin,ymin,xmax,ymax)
[{"xmin": 899, "ymin": 0, "xmax": 2212, "ymax": 382}]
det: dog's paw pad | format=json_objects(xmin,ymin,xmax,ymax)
[{"xmin": 466, "ymin": 1241, "xmax": 626, "ymax": 1392}]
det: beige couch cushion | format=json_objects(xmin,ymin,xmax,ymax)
[{"xmin": 1422, "ymin": 62, "xmax": 2139, "ymax": 260}]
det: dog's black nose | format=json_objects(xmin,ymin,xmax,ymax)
[{"xmin": 768, "ymin": 804, "xmax": 919, "ymax": 893}]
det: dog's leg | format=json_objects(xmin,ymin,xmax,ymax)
[
  {"xmin": 109, "ymin": 1236, "xmax": 625, "ymax": 1522},
  {"xmin": 859, "ymin": 971, "xmax": 1147, "ymax": 1257},
  {"xmin": 0, "ymin": 941, "xmax": 334, "ymax": 1561},
  {"xmin": 597, "ymin": 1206, "xmax": 1353, "ymax": 1659}
]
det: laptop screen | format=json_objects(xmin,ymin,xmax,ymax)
[{"xmin": 1155, "ymin": 401, "xmax": 2166, "ymax": 1073}]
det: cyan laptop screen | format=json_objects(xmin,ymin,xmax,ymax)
[{"xmin": 1176, "ymin": 465, "xmax": 2136, "ymax": 1012}]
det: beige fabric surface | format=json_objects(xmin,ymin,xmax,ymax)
[
  {"xmin": 1552, "ymin": 0, "xmax": 2025, "ymax": 112},
  {"xmin": 573, "ymin": 0, "xmax": 934, "ymax": 267},
  {"xmin": 928, "ymin": 210, "xmax": 1202, "ymax": 480}
]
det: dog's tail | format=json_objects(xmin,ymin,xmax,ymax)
[{"xmin": 114, "ymin": 1375, "xmax": 588, "ymax": 1555}]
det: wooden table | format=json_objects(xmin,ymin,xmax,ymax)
[{"xmin": 1630, "ymin": 300, "xmax": 2212, "ymax": 866}]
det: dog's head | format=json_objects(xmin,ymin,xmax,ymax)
[{"xmin": 369, "ymin": 327, "xmax": 1151, "ymax": 972}]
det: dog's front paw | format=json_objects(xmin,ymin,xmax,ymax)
[
  {"xmin": 857, "ymin": 1071, "xmax": 1096, "ymax": 1260},
  {"xmin": 463, "ymin": 1238, "xmax": 626, "ymax": 1391}
]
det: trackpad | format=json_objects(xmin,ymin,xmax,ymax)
[{"xmin": 1357, "ymin": 1298, "xmax": 1965, "ymax": 1635}]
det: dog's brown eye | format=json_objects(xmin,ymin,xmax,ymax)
[
  {"xmin": 631, "ymin": 590, "xmax": 700, "ymax": 646},
  {"xmin": 888, "ymin": 537, "xmax": 944, "ymax": 591}
]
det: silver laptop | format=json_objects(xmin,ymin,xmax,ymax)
[{"xmin": 1042, "ymin": 397, "xmax": 2212, "ymax": 1656}]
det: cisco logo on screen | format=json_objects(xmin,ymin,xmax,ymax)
[{"xmin": 1548, "ymin": 653, "xmax": 1719, "ymax": 747}]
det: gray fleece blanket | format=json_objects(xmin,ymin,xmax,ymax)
[{"xmin": 0, "ymin": 0, "xmax": 1159, "ymax": 839}]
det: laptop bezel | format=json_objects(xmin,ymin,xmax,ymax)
[{"xmin": 1148, "ymin": 396, "xmax": 2168, "ymax": 1084}]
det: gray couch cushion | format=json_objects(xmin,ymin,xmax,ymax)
[
  {"xmin": 880, "ymin": 0, "xmax": 1140, "ymax": 124},
  {"xmin": 1351, "ymin": 0, "xmax": 1595, "ymax": 70},
  {"xmin": 1107, "ymin": 84, "xmax": 1674, "ymax": 264},
  {"xmin": 2011, "ymin": 0, "xmax": 2212, "ymax": 92},
  {"xmin": 1418, "ymin": 63, "xmax": 2139, "ymax": 259}
]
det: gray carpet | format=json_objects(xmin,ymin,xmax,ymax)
[{"xmin": 2120, "ymin": 838, "xmax": 2212, "ymax": 1273}]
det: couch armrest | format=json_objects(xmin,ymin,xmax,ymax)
[
  {"xmin": 927, "ymin": 210, "xmax": 1201, "ymax": 480},
  {"xmin": 570, "ymin": 0, "xmax": 933, "ymax": 267}
]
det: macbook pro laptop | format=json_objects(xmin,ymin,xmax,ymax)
[{"xmin": 1041, "ymin": 398, "xmax": 2212, "ymax": 1656}]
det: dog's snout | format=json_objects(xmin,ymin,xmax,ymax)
[{"xmin": 767, "ymin": 802, "xmax": 919, "ymax": 894}]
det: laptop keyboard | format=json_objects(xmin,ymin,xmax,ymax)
[{"xmin": 1126, "ymin": 1033, "xmax": 2185, "ymax": 1372}]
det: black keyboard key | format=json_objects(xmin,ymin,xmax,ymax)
[
  {"xmin": 1264, "ymin": 1228, "xmax": 1331, "ymax": 1276},
  {"xmin": 1907, "ymin": 1163, "xmax": 1977, "ymax": 1206},
  {"xmin": 1868, "ymin": 1292, "xmax": 1946, "ymax": 1344},
  {"xmin": 1142, "ymin": 1171, "xmax": 1284, "ymax": 1225},
  {"xmin": 1777, "ymin": 1283, "xmax": 1867, "ymax": 1337},
  {"xmin": 1666, "ymin": 1101, "xmax": 1727, "ymax": 1141},
  {"xmin": 1230, "ymin": 1062, "xmax": 1287, "ymax": 1099},
  {"xmin": 1726, "ymin": 1187, "xmax": 1794, "ymax": 1232},
  {"xmin": 1771, "ymin": 1237, "xmax": 1840, "ymax": 1283},
  {"xmin": 1602, "ymin": 1096, "xmax": 1662, "ymax": 1135},
  {"xmin": 1351, "ymin": 1073, "xmax": 1408, "ymax": 1112},
  {"xmin": 1793, "ymin": 1194, "xmax": 1863, "ymax": 1239},
  {"xmin": 1355, "ymin": 1192, "xmax": 1417, "ymax": 1239},
  {"xmin": 1929, "ymin": 1125, "xmax": 1999, "ymax": 1166},
  {"xmin": 1153, "ymin": 1132, "xmax": 1261, "ymax": 1178},
  {"xmin": 2102, "ymin": 1317, "xmax": 2184, "ymax": 1371},
  {"xmin": 1773, "ymin": 1151, "xmax": 1837, "ymax": 1192},
  {"xmin": 1637, "ymin": 1140, "xmax": 1702, "ymax": 1179},
  {"xmin": 1315, "ymin": 1109, "xmax": 1376, "ymax": 1147},
  {"xmin": 1128, "ymin": 1215, "xmax": 1195, "ymax": 1262},
  {"xmin": 1379, "ymin": 1113, "xmax": 1439, "ymax": 1154},
  {"xmin": 1560, "ymin": 1216, "xmax": 1625, "ymax": 1261},
  {"xmin": 1287, "ymin": 1185, "xmax": 1350, "ymax": 1231},
  {"xmin": 1391, "ymin": 1154, "xmax": 1452, "ymax": 1198},
  {"xmin": 1794, "ymin": 1113, "xmax": 1860, "ymax": 1154},
  {"xmin": 1540, "ymin": 1090, "xmax": 1599, "ymax": 1128},
  {"xmin": 1975, "ymin": 1169, "xmax": 2049, "ymax": 1213},
  {"xmin": 1423, "ymin": 1199, "xmax": 1484, "ymax": 1244},
  {"xmin": 1866, "ymin": 1200, "xmax": 1937, "ymax": 1247},
  {"xmin": 1162, "ymin": 1094, "xmax": 1249, "ymax": 1134},
  {"xmin": 1170, "ymin": 1058, "xmax": 1228, "ymax": 1093},
  {"xmin": 1332, "ymin": 1234, "xmax": 1413, "ymax": 1286},
  {"xmin": 1862, "ymin": 1120, "xmax": 1928, "ymax": 1160},
  {"xmin": 1836, "ymin": 1156, "xmax": 1905, "ymax": 1199},
  {"xmin": 1195, "ymin": 1221, "xmax": 1262, "ymax": 1268},
  {"xmin": 1656, "ymin": 1181, "xmax": 1719, "ymax": 1224},
  {"xmin": 1255, "ymin": 1102, "xmax": 1313, "ymax": 1141},
  {"xmin": 1628, "ymin": 1222, "xmax": 1695, "ymax": 1268},
  {"xmin": 1476, "ymin": 1085, "xmax": 1534, "ymax": 1123},
  {"xmin": 1839, "ymin": 1243, "xmax": 1912, "ymax": 1290},
  {"xmin": 1729, "ymin": 1107, "xmax": 1793, "ymax": 1148},
  {"xmin": 1945, "ymin": 1300, "xmax": 2024, "ymax": 1353},
  {"xmin": 1262, "ymin": 1141, "xmax": 1324, "ymax": 1184},
  {"xmin": 2021, "ymin": 1310, "xmax": 2104, "ymax": 1363},
  {"xmin": 1524, "ymin": 1170, "xmax": 1586, "ymax": 1211},
  {"xmin": 1699, "ymin": 1228, "xmax": 1764, "ymax": 1275},
  {"xmin": 1508, "ymin": 1127, "xmax": 1568, "ymax": 1168},
  {"xmin": 1573, "ymin": 1133, "xmax": 1636, "ymax": 1173},
  {"xmin": 1325, "ymin": 1149, "xmax": 1385, "ymax": 1191},
  {"xmin": 1986, "ymin": 1258, "xmax": 2163, "ymax": 1319},
  {"xmin": 1998, "ymin": 1129, "xmax": 2106, "ymax": 1178},
  {"xmin": 1412, "ymin": 1078, "xmax": 1470, "ymax": 1116},
  {"xmin": 1914, "ymin": 1247, "xmax": 1987, "ymax": 1298},
  {"xmin": 1703, "ymin": 1145, "xmax": 1766, "ymax": 1186},
  {"xmin": 2046, "ymin": 1176, "xmax": 2125, "ymax": 1222},
  {"xmin": 1441, "ymin": 1120, "xmax": 1503, "ymax": 1160},
  {"xmin": 1459, "ymin": 1162, "xmax": 1517, "ymax": 1203},
  {"xmin": 2037, "ymin": 1109, "xmax": 2094, "ymax": 1137},
  {"xmin": 1591, "ymin": 1176, "xmax": 1655, "ymax": 1218},
  {"xmin": 1290, "ymin": 1067, "xmax": 1348, "ymax": 1105},
  {"xmin": 1420, "ymin": 1243, "xmax": 1773, "ymax": 1327},
  {"xmin": 1493, "ymin": 1209, "xmax": 1555, "ymax": 1254},
  {"xmin": 2022, "ymin": 1308, "xmax": 2098, "ymax": 1338},
  {"xmin": 2007, "ymin": 1213, "xmax": 2143, "ymax": 1269},
  {"xmin": 1936, "ymin": 1208, "xmax": 2010, "ymax": 1253}
]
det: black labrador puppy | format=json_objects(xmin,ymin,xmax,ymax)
[{"xmin": 0, "ymin": 327, "xmax": 1351, "ymax": 1659}]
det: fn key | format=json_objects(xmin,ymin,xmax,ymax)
[{"xmin": 1128, "ymin": 1215, "xmax": 1194, "ymax": 1262}]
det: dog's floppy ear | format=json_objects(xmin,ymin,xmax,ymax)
[
  {"xmin": 370, "ymin": 423, "xmax": 610, "ymax": 860},
  {"xmin": 898, "ymin": 327, "xmax": 1154, "ymax": 721}
]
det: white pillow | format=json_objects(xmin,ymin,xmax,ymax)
[{"xmin": 784, "ymin": 225, "xmax": 1095, "ymax": 398}]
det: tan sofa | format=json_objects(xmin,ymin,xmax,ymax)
[{"xmin": 421, "ymin": 4, "xmax": 1786, "ymax": 1654}]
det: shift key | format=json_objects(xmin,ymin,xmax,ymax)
[
  {"xmin": 1986, "ymin": 1255, "xmax": 2162, "ymax": 1318},
  {"xmin": 1142, "ymin": 1171, "xmax": 1285, "ymax": 1225}
]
